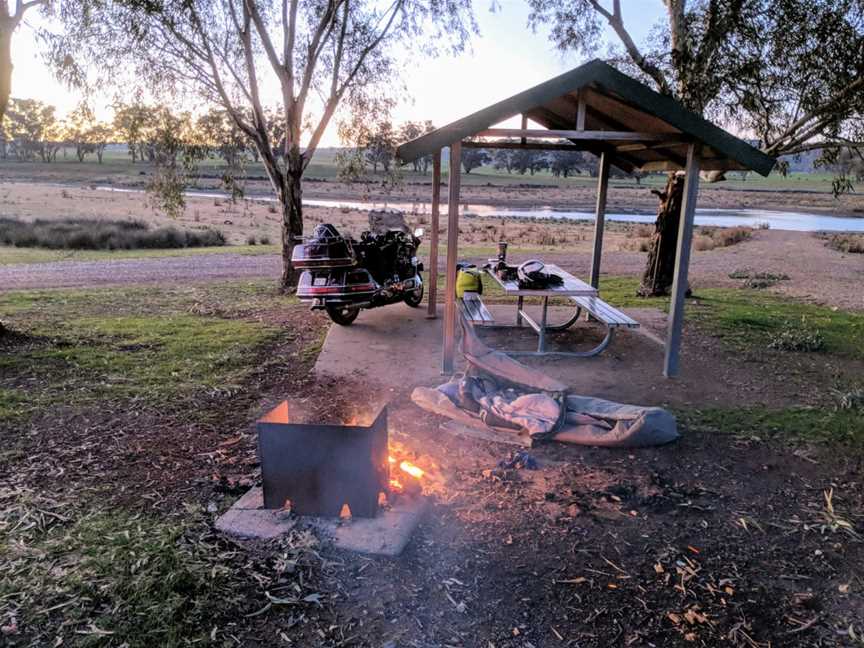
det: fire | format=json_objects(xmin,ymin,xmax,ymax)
[
  {"xmin": 386, "ymin": 450, "xmax": 426, "ymax": 496},
  {"xmin": 399, "ymin": 460, "xmax": 425, "ymax": 479}
]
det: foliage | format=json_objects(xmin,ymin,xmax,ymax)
[
  {"xmin": 399, "ymin": 120, "xmax": 436, "ymax": 173},
  {"xmin": 767, "ymin": 320, "xmax": 826, "ymax": 352},
  {"xmin": 461, "ymin": 147, "xmax": 489, "ymax": 174},
  {"xmin": 549, "ymin": 149, "xmax": 583, "ymax": 177},
  {"xmin": 1, "ymin": 97, "xmax": 59, "ymax": 161},
  {"xmin": 822, "ymin": 232, "xmax": 864, "ymax": 254},
  {"xmin": 55, "ymin": 0, "xmax": 476, "ymax": 287},
  {"xmin": 0, "ymin": 217, "xmax": 225, "ymax": 250}
]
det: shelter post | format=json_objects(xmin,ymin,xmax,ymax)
[
  {"xmin": 589, "ymin": 151, "xmax": 611, "ymax": 288},
  {"xmin": 663, "ymin": 143, "xmax": 702, "ymax": 378},
  {"xmin": 426, "ymin": 150, "xmax": 442, "ymax": 319},
  {"xmin": 442, "ymin": 142, "xmax": 462, "ymax": 374}
]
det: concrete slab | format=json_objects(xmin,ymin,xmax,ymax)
[
  {"xmin": 216, "ymin": 487, "xmax": 428, "ymax": 556},
  {"xmin": 314, "ymin": 304, "xmax": 460, "ymax": 389}
]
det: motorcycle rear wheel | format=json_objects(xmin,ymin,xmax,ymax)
[
  {"xmin": 325, "ymin": 304, "xmax": 361, "ymax": 326},
  {"xmin": 404, "ymin": 280, "xmax": 424, "ymax": 308}
]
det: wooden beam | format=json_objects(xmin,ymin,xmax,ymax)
[
  {"xmin": 589, "ymin": 152, "xmax": 611, "ymax": 289},
  {"xmin": 462, "ymin": 141, "xmax": 601, "ymax": 152},
  {"xmin": 426, "ymin": 149, "xmax": 441, "ymax": 319},
  {"xmin": 476, "ymin": 128, "xmax": 689, "ymax": 141},
  {"xmin": 616, "ymin": 141, "xmax": 689, "ymax": 152},
  {"xmin": 664, "ymin": 143, "xmax": 702, "ymax": 378},
  {"xmin": 520, "ymin": 114, "xmax": 528, "ymax": 145},
  {"xmin": 442, "ymin": 142, "xmax": 462, "ymax": 374},
  {"xmin": 576, "ymin": 91, "xmax": 586, "ymax": 130}
]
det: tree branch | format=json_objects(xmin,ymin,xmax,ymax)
[{"xmin": 589, "ymin": 0, "xmax": 672, "ymax": 95}]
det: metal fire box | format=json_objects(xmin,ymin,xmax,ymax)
[{"xmin": 257, "ymin": 402, "xmax": 389, "ymax": 518}]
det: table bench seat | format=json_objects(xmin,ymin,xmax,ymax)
[
  {"xmin": 569, "ymin": 295, "xmax": 640, "ymax": 329},
  {"xmin": 459, "ymin": 291, "xmax": 495, "ymax": 325}
]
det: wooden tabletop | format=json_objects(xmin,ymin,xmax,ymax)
[{"xmin": 484, "ymin": 263, "xmax": 598, "ymax": 297}]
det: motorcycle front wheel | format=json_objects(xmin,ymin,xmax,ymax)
[
  {"xmin": 403, "ymin": 280, "xmax": 424, "ymax": 308},
  {"xmin": 325, "ymin": 304, "xmax": 360, "ymax": 326}
]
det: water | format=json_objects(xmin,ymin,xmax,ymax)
[{"xmin": 95, "ymin": 186, "xmax": 864, "ymax": 233}]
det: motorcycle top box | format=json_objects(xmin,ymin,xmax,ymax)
[
  {"xmin": 296, "ymin": 268, "xmax": 378, "ymax": 300},
  {"xmin": 291, "ymin": 223, "xmax": 356, "ymax": 269}
]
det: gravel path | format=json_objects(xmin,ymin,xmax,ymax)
[
  {"xmin": 0, "ymin": 253, "xmax": 282, "ymax": 291},
  {"xmin": 2, "ymin": 230, "xmax": 862, "ymax": 310}
]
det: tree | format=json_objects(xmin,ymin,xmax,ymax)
[
  {"xmin": 2, "ymin": 97, "xmax": 56, "ymax": 161},
  {"xmin": 0, "ymin": 1, "xmax": 49, "ymax": 122},
  {"xmin": 492, "ymin": 146, "xmax": 516, "ymax": 173},
  {"xmin": 399, "ymin": 120, "xmax": 435, "ymax": 173},
  {"xmin": 527, "ymin": 0, "xmax": 864, "ymax": 296},
  {"xmin": 59, "ymin": 0, "xmax": 475, "ymax": 288},
  {"xmin": 87, "ymin": 122, "xmax": 112, "ymax": 163},
  {"xmin": 112, "ymin": 102, "xmax": 154, "ymax": 164},
  {"xmin": 66, "ymin": 102, "xmax": 97, "ymax": 162},
  {"xmin": 364, "ymin": 120, "xmax": 396, "ymax": 173},
  {"xmin": 197, "ymin": 107, "xmax": 249, "ymax": 168},
  {"xmin": 549, "ymin": 149, "xmax": 582, "ymax": 177},
  {"xmin": 512, "ymin": 148, "xmax": 547, "ymax": 175},
  {"xmin": 461, "ymin": 147, "xmax": 489, "ymax": 174}
]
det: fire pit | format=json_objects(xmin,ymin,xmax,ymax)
[
  {"xmin": 216, "ymin": 400, "xmax": 430, "ymax": 556},
  {"xmin": 257, "ymin": 401, "xmax": 389, "ymax": 518}
]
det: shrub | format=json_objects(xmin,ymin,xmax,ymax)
[
  {"xmin": 768, "ymin": 321, "xmax": 825, "ymax": 352},
  {"xmin": 246, "ymin": 235, "xmax": 257, "ymax": 245},
  {"xmin": 0, "ymin": 217, "xmax": 225, "ymax": 251},
  {"xmin": 260, "ymin": 235, "xmax": 272, "ymax": 245},
  {"xmin": 694, "ymin": 226, "xmax": 753, "ymax": 251},
  {"xmin": 823, "ymin": 233, "xmax": 864, "ymax": 254}
]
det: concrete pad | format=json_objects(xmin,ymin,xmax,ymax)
[
  {"xmin": 314, "ymin": 304, "xmax": 461, "ymax": 389},
  {"xmin": 216, "ymin": 487, "xmax": 428, "ymax": 556}
]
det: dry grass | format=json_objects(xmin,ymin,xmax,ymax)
[
  {"xmin": 694, "ymin": 226, "xmax": 754, "ymax": 251},
  {"xmin": 823, "ymin": 233, "xmax": 864, "ymax": 254}
]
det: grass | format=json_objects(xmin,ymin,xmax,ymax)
[
  {"xmin": 0, "ymin": 280, "xmax": 328, "ymax": 645},
  {"xmin": 0, "ymin": 489, "xmax": 320, "ymax": 647},
  {"xmin": 681, "ymin": 406, "xmax": 863, "ymax": 447},
  {"xmin": 688, "ymin": 289, "xmax": 864, "ymax": 359},
  {"xmin": 0, "ymin": 217, "xmax": 225, "ymax": 251},
  {"xmin": 0, "ymin": 282, "xmax": 295, "ymax": 424},
  {"xmin": 822, "ymin": 232, "xmax": 864, "ymax": 254}
]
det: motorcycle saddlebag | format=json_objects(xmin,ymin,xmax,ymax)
[{"xmin": 291, "ymin": 224, "xmax": 356, "ymax": 269}]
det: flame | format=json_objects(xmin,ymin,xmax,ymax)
[
  {"xmin": 399, "ymin": 460, "xmax": 425, "ymax": 479},
  {"xmin": 339, "ymin": 503, "xmax": 352, "ymax": 519}
]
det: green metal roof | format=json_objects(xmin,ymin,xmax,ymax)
[{"xmin": 396, "ymin": 59, "xmax": 775, "ymax": 176}]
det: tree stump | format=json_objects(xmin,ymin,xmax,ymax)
[{"xmin": 638, "ymin": 173, "xmax": 689, "ymax": 297}]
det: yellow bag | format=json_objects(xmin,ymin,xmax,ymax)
[{"xmin": 456, "ymin": 267, "xmax": 483, "ymax": 298}]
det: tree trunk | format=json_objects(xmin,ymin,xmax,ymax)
[
  {"xmin": 0, "ymin": 17, "xmax": 14, "ymax": 123},
  {"xmin": 280, "ymin": 168, "xmax": 304, "ymax": 289},
  {"xmin": 638, "ymin": 173, "xmax": 687, "ymax": 297}
]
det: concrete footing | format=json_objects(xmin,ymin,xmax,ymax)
[{"xmin": 216, "ymin": 487, "xmax": 428, "ymax": 557}]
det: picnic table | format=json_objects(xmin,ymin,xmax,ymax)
[{"xmin": 458, "ymin": 264, "xmax": 639, "ymax": 357}]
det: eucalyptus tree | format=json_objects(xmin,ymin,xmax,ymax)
[
  {"xmin": 59, "ymin": 0, "xmax": 475, "ymax": 287},
  {"xmin": 0, "ymin": 0, "xmax": 50, "ymax": 121},
  {"xmin": 526, "ymin": 0, "xmax": 864, "ymax": 296}
]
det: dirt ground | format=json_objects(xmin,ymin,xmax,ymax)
[{"xmin": 2, "ymin": 281, "xmax": 862, "ymax": 647}]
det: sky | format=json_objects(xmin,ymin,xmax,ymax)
[{"xmin": 9, "ymin": 0, "xmax": 667, "ymax": 146}]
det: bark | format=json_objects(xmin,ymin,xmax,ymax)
[
  {"xmin": 638, "ymin": 173, "xmax": 688, "ymax": 297},
  {"xmin": 280, "ymin": 167, "xmax": 304, "ymax": 289},
  {"xmin": 0, "ymin": 16, "xmax": 14, "ymax": 123}
]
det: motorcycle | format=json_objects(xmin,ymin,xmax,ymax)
[{"xmin": 292, "ymin": 215, "xmax": 425, "ymax": 326}]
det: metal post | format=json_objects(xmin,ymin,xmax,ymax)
[
  {"xmin": 442, "ymin": 142, "xmax": 462, "ymax": 374},
  {"xmin": 426, "ymin": 150, "xmax": 442, "ymax": 319},
  {"xmin": 589, "ymin": 151, "xmax": 611, "ymax": 289},
  {"xmin": 664, "ymin": 143, "xmax": 702, "ymax": 378}
]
